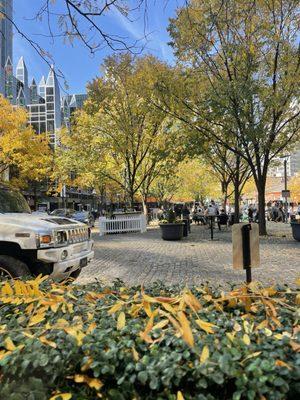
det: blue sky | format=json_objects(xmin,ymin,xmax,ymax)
[{"xmin": 13, "ymin": 0, "xmax": 184, "ymax": 95}]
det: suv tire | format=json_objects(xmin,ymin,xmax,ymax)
[{"xmin": 0, "ymin": 255, "xmax": 31, "ymax": 279}]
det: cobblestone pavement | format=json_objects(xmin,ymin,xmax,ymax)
[{"xmin": 78, "ymin": 222, "xmax": 300, "ymax": 287}]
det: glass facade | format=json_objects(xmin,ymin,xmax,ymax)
[{"xmin": 0, "ymin": 0, "xmax": 13, "ymax": 95}]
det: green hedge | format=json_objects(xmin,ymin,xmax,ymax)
[{"xmin": 0, "ymin": 277, "xmax": 299, "ymax": 400}]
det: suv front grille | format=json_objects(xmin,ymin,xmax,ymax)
[{"xmin": 54, "ymin": 227, "xmax": 89, "ymax": 246}]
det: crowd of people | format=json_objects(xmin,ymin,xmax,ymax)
[{"xmin": 153, "ymin": 200, "xmax": 300, "ymax": 228}]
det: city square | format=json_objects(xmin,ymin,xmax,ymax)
[
  {"xmin": 80, "ymin": 222, "xmax": 299, "ymax": 287},
  {"xmin": 0, "ymin": 1, "xmax": 299, "ymax": 399}
]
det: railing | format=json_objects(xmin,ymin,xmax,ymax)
[{"xmin": 99, "ymin": 214, "xmax": 147, "ymax": 236}]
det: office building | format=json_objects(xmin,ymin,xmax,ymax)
[{"xmin": 0, "ymin": 0, "xmax": 13, "ymax": 96}]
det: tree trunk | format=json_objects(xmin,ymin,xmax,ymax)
[
  {"xmin": 257, "ymin": 180, "xmax": 267, "ymax": 235},
  {"xmin": 234, "ymin": 182, "xmax": 240, "ymax": 224}
]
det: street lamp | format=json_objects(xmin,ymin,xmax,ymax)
[{"xmin": 280, "ymin": 155, "xmax": 290, "ymax": 222}]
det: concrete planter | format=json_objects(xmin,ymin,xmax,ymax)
[
  {"xmin": 159, "ymin": 223, "xmax": 184, "ymax": 241},
  {"xmin": 291, "ymin": 222, "xmax": 300, "ymax": 242}
]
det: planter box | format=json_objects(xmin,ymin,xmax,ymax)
[
  {"xmin": 291, "ymin": 222, "xmax": 300, "ymax": 242},
  {"xmin": 159, "ymin": 223, "xmax": 184, "ymax": 241}
]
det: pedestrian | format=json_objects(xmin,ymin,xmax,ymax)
[{"xmin": 248, "ymin": 205, "xmax": 254, "ymax": 222}]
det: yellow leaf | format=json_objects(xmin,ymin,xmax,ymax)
[
  {"xmin": 132, "ymin": 346, "xmax": 139, "ymax": 361},
  {"xmin": 226, "ymin": 332, "xmax": 235, "ymax": 342},
  {"xmin": 152, "ymin": 319, "xmax": 169, "ymax": 331},
  {"xmin": 28, "ymin": 313, "xmax": 45, "ymax": 327},
  {"xmin": 39, "ymin": 336, "xmax": 57, "ymax": 348},
  {"xmin": 177, "ymin": 391, "xmax": 184, "ymax": 400},
  {"xmin": 117, "ymin": 312, "xmax": 126, "ymax": 330},
  {"xmin": 49, "ymin": 393, "xmax": 72, "ymax": 400},
  {"xmin": 108, "ymin": 302, "xmax": 123, "ymax": 314},
  {"xmin": 243, "ymin": 334, "xmax": 251, "ymax": 346},
  {"xmin": 162, "ymin": 302, "xmax": 176, "ymax": 314},
  {"xmin": 4, "ymin": 337, "xmax": 16, "ymax": 351},
  {"xmin": 86, "ymin": 322, "xmax": 97, "ymax": 334},
  {"xmin": 195, "ymin": 319, "xmax": 216, "ymax": 334},
  {"xmin": 64, "ymin": 327, "xmax": 85, "ymax": 346},
  {"xmin": 275, "ymin": 360, "xmax": 292, "ymax": 370},
  {"xmin": 142, "ymin": 301, "xmax": 152, "ymax": 318},
  {"xmin": 74, "ymin": 374, "xmax": 103, "ymax": 390},
  {"xmin": 256, "ymin": 320, "xmax": 268, "ymax": 330},
  {"xmin": 81, "ymin": 357, "xmax": 93, "ymax": 372},
  {"xmin": 0, "ymin": 350, "xmax": 11, "ymax": 361},
  {"xmin": 183, "ymin": 292, "xmax": 202, "ymax": 311},
  {"xmin": 200, "ymin": 345, "xmax": 209, "ymax": 363},
  {"xmin": 242, "ymin": 351, "xmax": 262, "ymax": 363},
  {"xmin": 1, "ymin": 282, "xmax": 13, "ymax": 296},
  {"xmin": 233, "ymin": 322, "xmax": 242, "ymax": 332},
  {"xmin": 178, "ymin": 311, "xmax": 194, "ymax": 347}
]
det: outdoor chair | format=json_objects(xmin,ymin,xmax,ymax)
[{"xmin": 217, "ymin": 214, "xmax": 229, "ymax": 231}]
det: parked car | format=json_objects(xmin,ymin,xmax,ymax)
[
  {"xmin": 0, "ymin": 184, "xmax": 94, "ymax": 281},
  {"xmin": 50, "ymin": 208, "xmax": 75, "ymax": 218},
  {"xmin": 71, "ymin": 211, "xmax": 95, "ymax": 227}
]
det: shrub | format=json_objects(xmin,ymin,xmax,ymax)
[{"xmin": 0, "ymin": 277, "xmax": 299, "ymax": 400}]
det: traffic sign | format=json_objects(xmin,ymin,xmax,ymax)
[{"xmin": 282, "ymin": 190, "xmax": 290, "ymax": 198}]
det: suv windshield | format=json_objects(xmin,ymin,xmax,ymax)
[{"xmin": 0, "ymin": 188, "xmax": 31, "ymax": 213}]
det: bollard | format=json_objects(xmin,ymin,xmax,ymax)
[{"xmin": 241, "ymin": 224, "xmax": 252, "ymax": 283}]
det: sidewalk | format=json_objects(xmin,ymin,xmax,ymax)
[{"xmin": 80, "ymin": 222, "xmax": 299, "ymax": 287}]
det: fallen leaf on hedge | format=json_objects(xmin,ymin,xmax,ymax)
[
  {"xmin": 86, "ymin": 322, "xmax": 97, "ymax": 334},
  {"xmin": 49, "ymin": 393, "xmax": 72, "ymax": 400},
  {"xmin": 1, "ymin": 282, "xmax": 13, "ymax": 296},
  {"xmin": 233, "ymin": 322, "xmax": 242, "ymax": 332},
  {"xmin": 203, "ymin": 294, "xmax": 212, "ymax": 302},
  {"xmin": 81, "ymin": 357, "xmax": 93, "ymax": 372},
  {"xmin": 117, "ymin": 312, "xmax": 126, "ymax": 330},
  {"xmin": 256, "ymin": 320, "xmax": 268, "ymax": 330},
  {"xmin": 108, "ymin": 301, "xmax": 123, "ymax": 314},
  {"xmin": 177, "ymin": 391, "xmax": 184, "ymax": 400},
  {"xmin": 296, "ymin": 294, "xmax": 300, "ymax": 305},
  {"xmin": 162, "ymin": 302, "xmax": 176, "ymax": 314},
  {"xmin": 64, "ymin": 327, "xmax": 85, "ymax": 345},
  {"xmin": 0, "ymin": 350, "xmax": 11, "ymax": 360},
  {"xmin": 142, "ymin": 300, "xmax": 152, "ymax": 317},
  {"xmin": 243, "ymin": 334, "xmax": 251, "ymax": 346},
  {"xmin": 152, "ymin": 319, "xmax": 169, "ymax": 330},
  {"xmin": 132, "ymin": 346, "xmax": 139, "ymax": 361},
  {"xmin": 195, "ymin": 319, "xmax": 216, "ymax": 334},
  {"xmin": 28, "ymin": 312, "xmax": 45, "ymax": 326},
  {"xmin": 226, "ymin": 332, "xmax": 235, "ymax": 342},
  {"xmin": 183, "ymin": 292, "xmax": 201, "ymax": 311},
  {"xmin": 263, "ymin": 328, "xmax": 273, "ymax": 337},
  {"xmin": 242, "ymin": 351, "xmax": 261, "ymax": 363},
  {"xmin": 200, "ymin": 345, "xmax": 209, "ymax": 363},
  {"xmin": 74, "ymin": 374, "xmax": 103, "ymax": 390},
  {"xmin": 290, "ymin": 340, "xmax": 300, "ymax": 352},
  {"xmin": 39, "ymin": 336, "xmax": 57, "ymax": 348},
  {"xmin": 275, "ymin": 360, "xmax": 292, "ymax": 370},
  {"xmin": 178, "ymin": 311, "xmax": 194, "ymax": 347},
  {"xmin": 4, "ymin": 337, "xmax": 16, "ymax": 351},
  {"xmin": 140, "ymin": 314, "xmax": 154, "ymax": 343}
]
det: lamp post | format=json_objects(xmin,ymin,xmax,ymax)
[{"xmin": 281, "ymin": 155, "xmax": 290, "ymax": 223}]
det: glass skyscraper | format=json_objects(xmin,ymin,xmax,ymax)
[{"xmin": 0, "ymin": 0, "xmax": 13, "ymax": 96}]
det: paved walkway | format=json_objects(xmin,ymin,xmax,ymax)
[{"xmin": 78, "ymin": 222, "xmax": 299, "ymax": 287}]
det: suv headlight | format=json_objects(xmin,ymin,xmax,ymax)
[{"xmin": 36, "ymin": 233, "xmax": 54, "ymax": 248}]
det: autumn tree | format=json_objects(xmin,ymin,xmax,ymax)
[
  {"xmin": 174, "ymin": 159, "xmax": 221, "ymax": 203},
  {"xmin": 159, "ymin": 0, "xmax": 300, "ymax": 235},
  {"xmin": 289, "ymin": 174, "xmax": 300, "ymax": 203},
  {"xmin": 0, "ymin": 96, "xmax": 51, "ymax": 200},
  {"xmin": 55, "ymin": 54, "xmax": 182, "ymax": 208}
]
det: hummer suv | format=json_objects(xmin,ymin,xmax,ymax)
[{"xmin": 0, "ymin": 183, "xmax": 94, "ymax": 281}]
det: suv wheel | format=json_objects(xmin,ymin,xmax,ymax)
[{"xmin": 0, "ymin": 256, "xmax": 31, "ymax": 280}]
